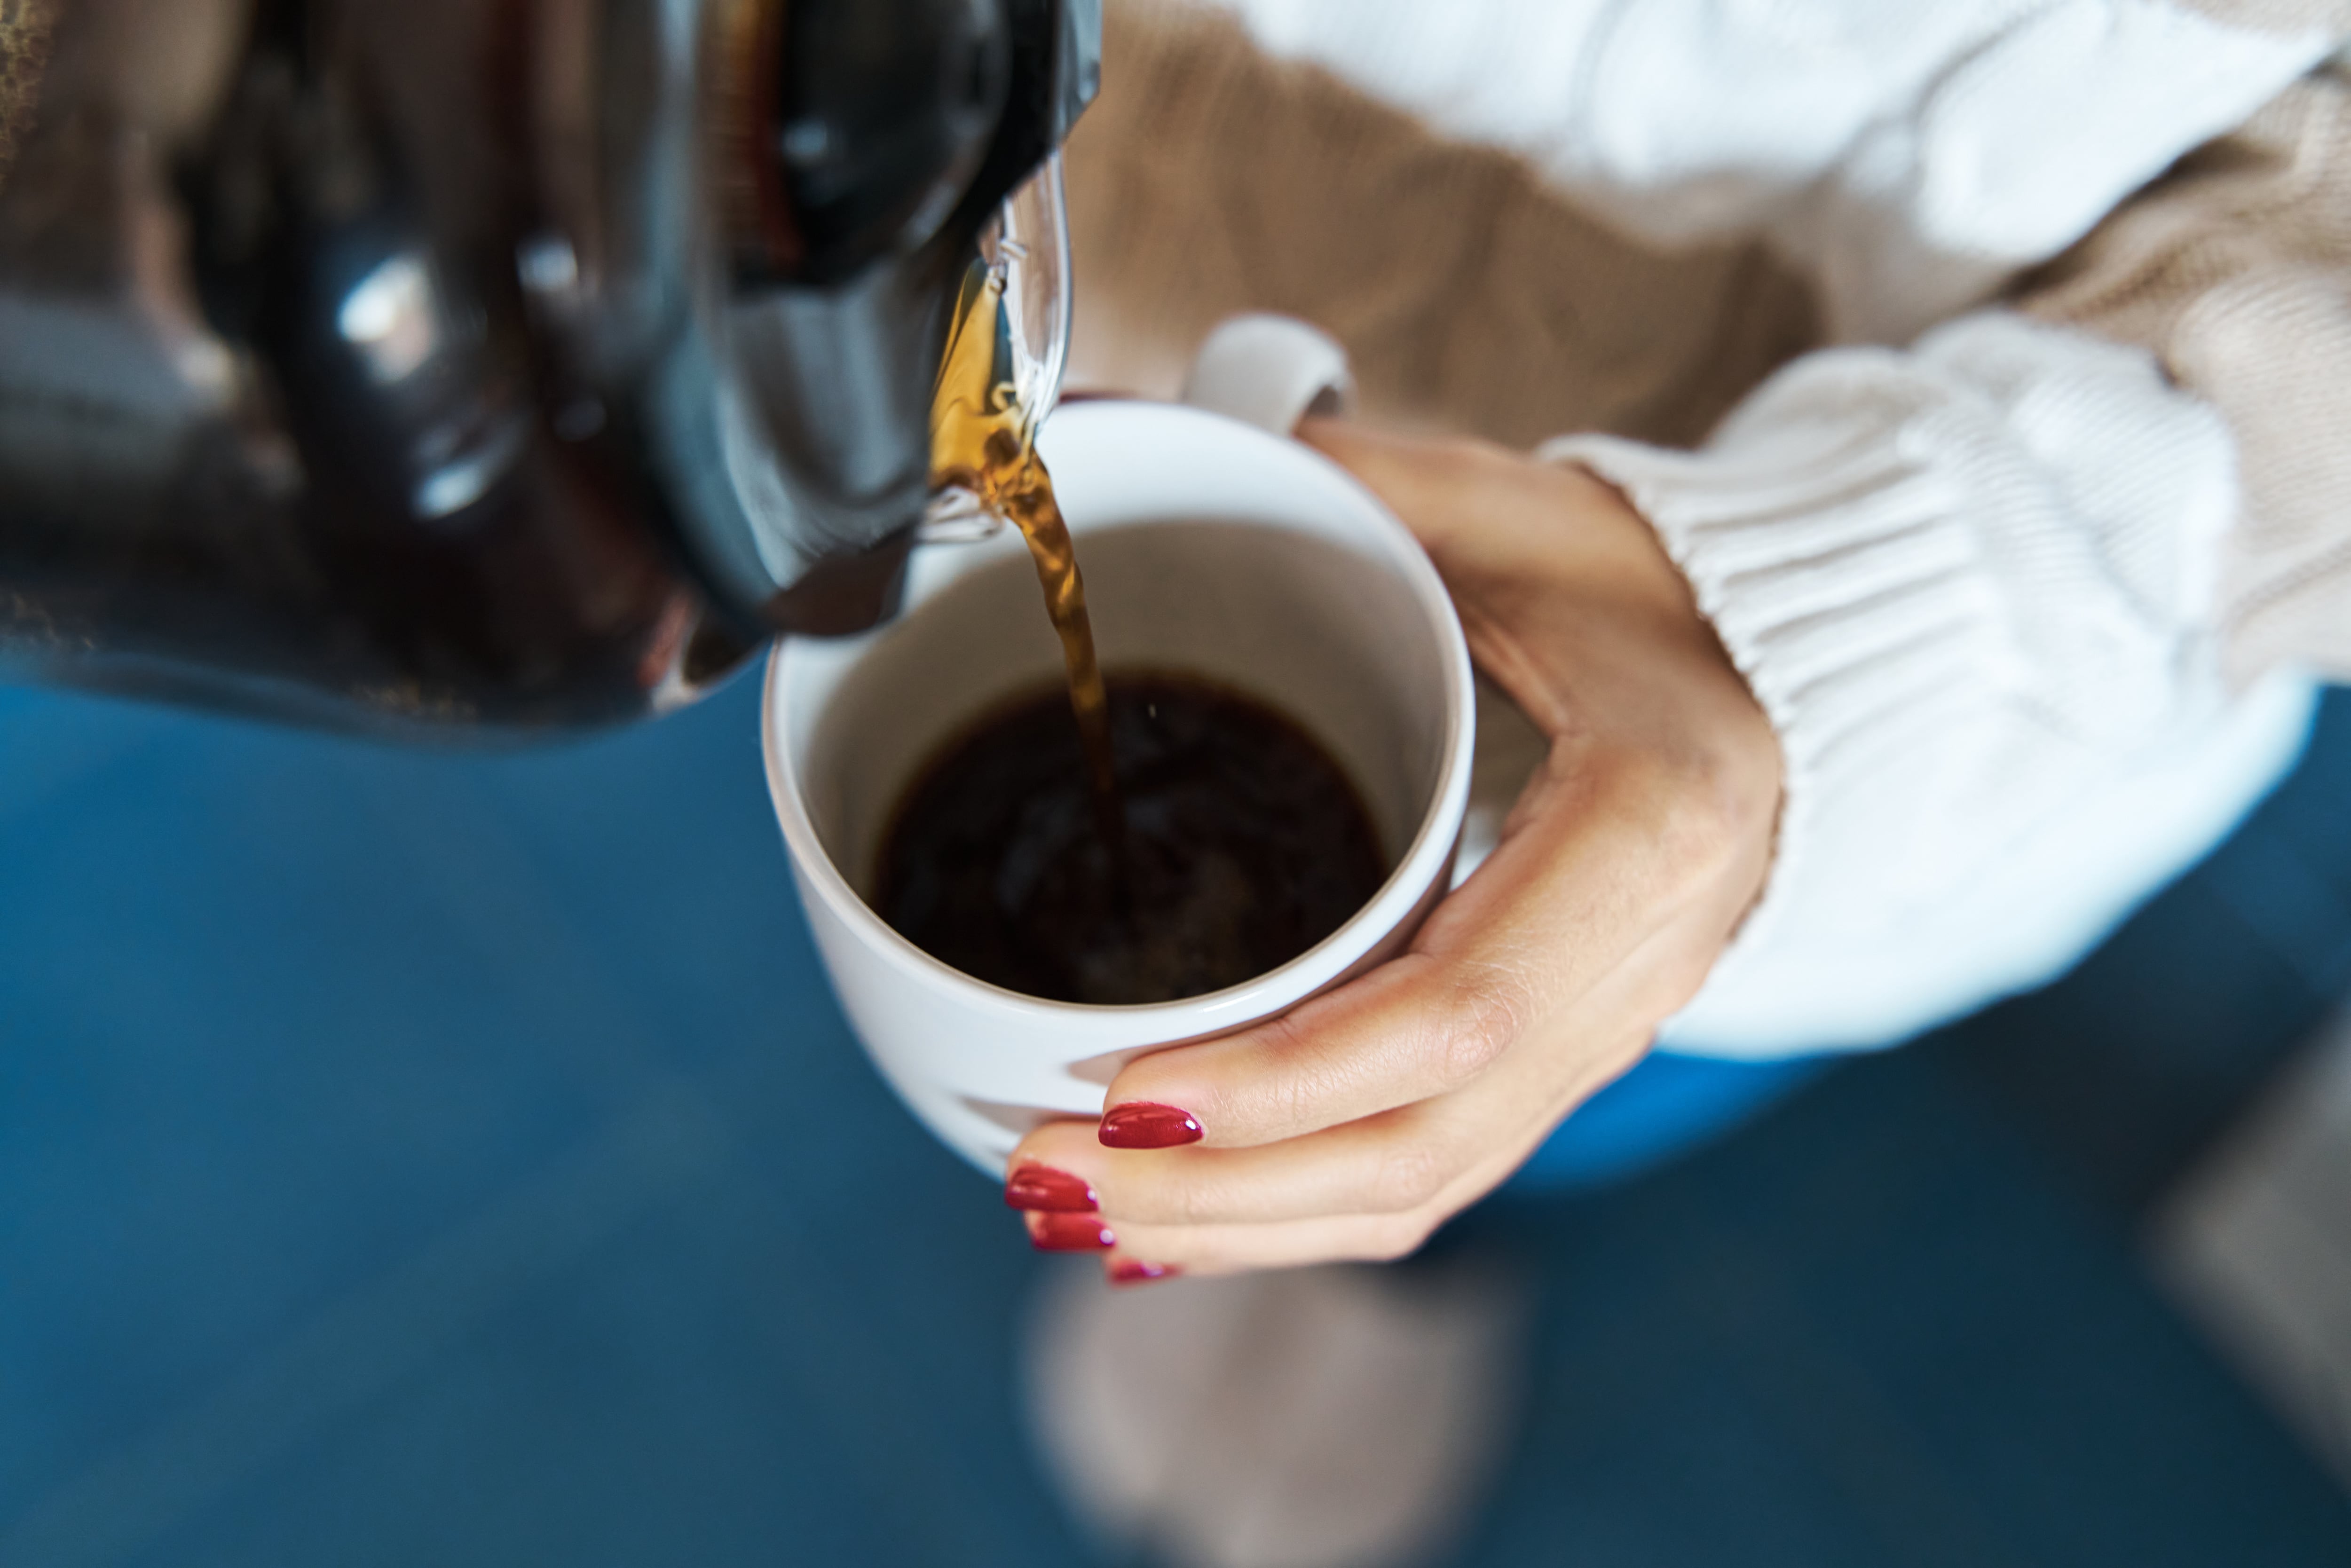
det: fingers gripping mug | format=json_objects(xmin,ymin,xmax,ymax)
[{"xmin": 763, "ymin": 317, "xmax": 1478, "ymax": 1175}]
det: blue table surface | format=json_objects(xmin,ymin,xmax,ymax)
[{"xmin": 3, "ymin": 674, "xmax": 2348, "ymax": 1567}]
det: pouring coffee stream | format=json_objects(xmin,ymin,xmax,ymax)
[
  {"xmin": 904, "ymin": 285, "xmax": 1395, "ymax": 1006},
  {"xmin": 929, "ymin": 256, "xmax": 1123, "ymax": 838}
]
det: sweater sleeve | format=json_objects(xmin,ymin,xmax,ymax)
[
  {"xmin": 2018, "ymin": 63, "xmax": 2351, "ymax": 686},
  {"xmin": 1543, "ymin": 310, "xmax": 2320, "ymax": 1058},
  {"xmin": 1537, "ymin": 58, "xmax": 2351, "ymax": 1059},
  {"xmin": 1213, "ymin": 0, "xmax": 2345, "ymax": 342}
]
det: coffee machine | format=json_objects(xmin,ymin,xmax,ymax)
[{"xmin": 0, "ymin": 0, "xmax": 1097, "ymax": 734}]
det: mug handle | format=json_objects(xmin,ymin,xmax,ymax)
[{"xmin": 1180, "ymin": 315, "xmax": 1357, "ymax": 436}]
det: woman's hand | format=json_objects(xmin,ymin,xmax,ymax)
[{"xmin": 1005, "ymin": 421, "xmax": 1783, "ymax": 1277}]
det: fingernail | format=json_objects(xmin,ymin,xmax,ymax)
[
  {"xmin": 1029, "ymin": 1213, "xmax": 1116, "ymax": 1253},
  {"xmin": 1099, "ymin": 1102, "xmax": 1204, "ymax": 1149},
  {"xmin": 1005, "ymin": 1165, "xmax": 1098, "ymax": 1213},
  {"xmin": 1108, "ymin": 1260, "xmax": 1181, "ymax": 1288}
]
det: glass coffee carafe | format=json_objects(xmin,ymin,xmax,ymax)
[{"xmin": 0, "ymin": 0, "xmax": 1095, "ymax": 737}]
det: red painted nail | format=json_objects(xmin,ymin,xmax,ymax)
[
  {"xmin": 1005, "ymin": 1165, "xmax": 1098, "ymax": 1213},
  {"xmin": 1099, "ymin": 1102, "xmax": 1204, "ymax": 1149},
  {"xmin": 1108, "ymin": 1260, "xmax": 1181, "ymax": 1287},
  {"xmin": 1030, "ymin": 1213, "xmax": 1116, "ymax": 1253}
]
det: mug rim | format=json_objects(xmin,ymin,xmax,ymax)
[{"xmin": 761, "ymin": 398, "xmax": 1476, "ymax": 1027}]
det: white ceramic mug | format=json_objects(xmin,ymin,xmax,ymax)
[{"xmin": 762, "ymin": 318, "xmax": 1477, "ymax": 1176}]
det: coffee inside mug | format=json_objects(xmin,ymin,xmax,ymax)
[{"xmin": 793, "ymin": 513, "xmax": 1455, "ymax": 999}]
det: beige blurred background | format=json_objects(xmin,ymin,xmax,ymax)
[{"xmin": 1059, "ymin": 0, "xmax": 1821, "ymax": 450}]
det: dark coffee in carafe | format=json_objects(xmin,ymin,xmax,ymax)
[{"xmin": 876, "ymin": 673, "xmax": 1388, "ymax": 1005}]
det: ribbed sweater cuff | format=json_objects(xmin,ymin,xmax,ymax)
[{"xmin": 1535, "ymin": 423, "xmax": 1992, "ymax": 957}]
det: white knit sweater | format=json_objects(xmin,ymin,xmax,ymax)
[{"xmin": 1209, "ymin": 0, "xmax": 2345, "ymax": 1057}]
